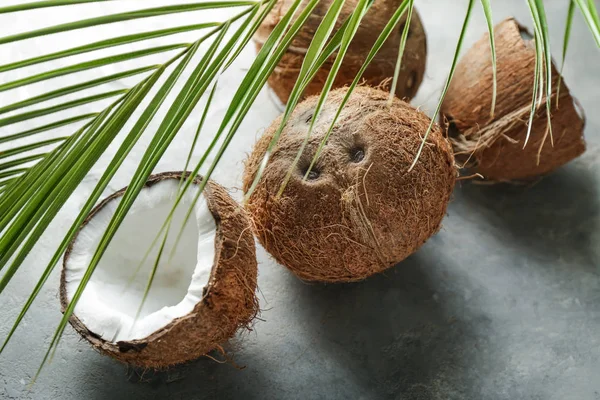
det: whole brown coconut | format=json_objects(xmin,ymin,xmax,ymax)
[
  {"xmin": 243, "ymin": 87, "xmax": 456, "ymax": 282},
  {"xmin": 441, "ymin": 18, "xmax": 586, "ymax": 182},
  {"xmin": 61, "ymin": 172, "xmax": 258, "ymax": 368},
  {"xmin": 255, "ymin": 0, "xmax": 427, "ymax": 104}
]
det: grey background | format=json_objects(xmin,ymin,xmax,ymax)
[{"xmin": 1, "ymin": 0, "xmax": 600, "ymax": 399}]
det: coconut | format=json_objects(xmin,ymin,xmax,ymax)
[
  {"xmin": 243, "ymin": 86, "xmax": 456, "ymax": 282},
  {"xmin": 441, "ymin": 18, "xmax": 586, "ymax": 182},
  {"xmin": 60, "ymin": 172, "xmax": 258, "ymax": 368},
  {"xmin": 255, "ymin": 0, "xmax": 427, "ymax": 104}
]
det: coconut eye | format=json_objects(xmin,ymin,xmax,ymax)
[
  {"xmin": 302, "ymin": 166, "xmax": 320, "ymax": 180},
  {"xmin": 406, "ymin": 70, "xmax": 417, "ymax": 90},
  {"xmin": 307, "ymin": 169, "xmax": 320, "ymax": 180},
  {"xmin": 446, "ymin": 120, "xmax": 460, "ymax": 139},
  {"xmin": 349, "ymin": 146, "xmax": 365, "ymax": 163},
  {"xmin": 398, "ymin": 21, "xmax": 412, "ymax": 38},
  {"xmin": 519, "ymin": 26, "xmax": 533, "ymax": 41}
]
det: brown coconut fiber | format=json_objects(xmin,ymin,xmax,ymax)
[
  {"xmin": 441, "ymin": 18, "xmax": 586, "ymax": 182},
  {"xmin": 60, "ymin": 172, "xmax": 259, "ymax": 369},
  {"xmin": 254, "ymin": 0, "xmax": 427, "ymax": 104},
  {"xmin": 243, "ymin": 86, "xmax": 456, "ymax": 282}
]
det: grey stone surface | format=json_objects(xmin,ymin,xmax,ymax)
[{"xmin": 1, "ymin": 0, "xmax": 600, "ymax": 399}]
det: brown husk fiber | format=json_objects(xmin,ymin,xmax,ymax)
[
  {"xmin": 441, "ymin": 18, "xmax": 585, "ymax": 182},
  {"xmin": 60, "ymin": 172, "xmax": 259, "ymax": 369},
  {"xmin": 254, "ymin": 0, "xmax": 427, "ymax": 104},
  {"xmin": 243, "ymin": 86, "xmax": 456, "ymax": 282}
]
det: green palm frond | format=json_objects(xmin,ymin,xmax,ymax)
[
  {"xmin": 409, "ymin": 0, "xmax": 476, "ymax": 171},
  {"xmin": 307, "ymin": 0, "xmax": 412, "ymax": 175},
  {"xmin": 557, "ymin": 0, "xmax": 575, "ymax": 105},
  {"xmin": 0, "ymin": 44, "xmax": 187, "ymax": 92},
  {"xmin": 32, "ymin": 4, "xmax": 270, "ymax": 378},
  {"xmin": 528, "ymin": 0, "xmax": 553, "ymax": 147},
  {"xmin": 0, "ymin": 167, "xmax": 27, "ymax": 180},
  {"xmin": 524, "ymin": 0, "xmax": 546, "ymax": 147},
  {"xmin": 280, "ymin": 0, "xmax": 368, "ymax": 192},
  {"xmin": 0, "ymin": 136, "xmax": 67, "ymax": 161},
  {"xmin": 480, "ymin": 0, "xmax": 496, "ymax": 117},
  {"xmin": 0, "ymin": 90, "xmax": 126, "ymax": 128},
  {"xmin": 0, "ymin": 1, "xmax": 256, "ymax": 45},
  {"xmin": 195, "ymin": 0, "xmax": 324, "ymax": 203},
  {"xmin": 575, "ymin": 0, "xmax": 600, "ymax": 46},
  {"xmin": 0, "ymin": 67, "xmax": 153, "ymax": 114},
  {"xmin": 389, "ymin": 0, "xmax": 413, "ymax": 105},
  {"xmin": 0, "ymin": 23, "xmax": 218, "ymax": 73},
  {"xmin": 0, "ymin": 0, "xmax": 263, "ymax": 364},
  {"xmin": 0, "ymin": 1, "xmax": 118, "ymax": 14},
  {"xmin": 0, "ymin": 0, "xmax": 598, "ymax": 383},
  {"xmin": 0, "ymin": 153, "xmax": 47, "ymax": 169}
]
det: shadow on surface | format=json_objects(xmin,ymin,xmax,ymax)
[
  {"xmin": 287, "ymin": 251, "xmax": 477, "ymax": 400},
  {"xmin": 65, "ymin": 335, "xmax": 271, "ymax": 400},
  {"xmin": 454, "ymin": 163, "xmax": 600, "ymax": 271}
]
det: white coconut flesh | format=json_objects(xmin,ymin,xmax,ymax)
[{"xmin": 64, "ymin": 179, "xmax": 217, "ymax": 342}]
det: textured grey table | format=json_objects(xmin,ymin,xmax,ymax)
[{"xmin": 1, "ymin": 1, "xmax": 600, "ymax": 399}]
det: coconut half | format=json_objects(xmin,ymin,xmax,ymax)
[
  {"xmin": 255, "ymin": 0, "xmax": 427, "ymax": 104},
  {"xmin": 61, "ymin": 172, "xmax": 258, "ymax": 368},
  {"xmin": 441, "ymin": 18, "xmax": 586, "ymax": 182},
  {"xmin": 243, "ymin": 87, "xmax": 456, "ymax": 282}
]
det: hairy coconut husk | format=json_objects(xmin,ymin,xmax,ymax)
[
  {"xmin": 441, "ymin": 18, "xmax": 586, "ymax": 182},
  {"xmin": 60, "ymin": 172, "xmax": 258, "ymax": 369},
  {"xmin": 254, "ymin": 0, "xmax": 427, "ymax": 104},
  {"xmin": 243, "ymin": 87, "xmax": 456, "ymax": 282}
]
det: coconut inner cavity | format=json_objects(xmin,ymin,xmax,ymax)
[{"xmin": 64, "ymin": 179, "xmax": 216, "ymax": 342}]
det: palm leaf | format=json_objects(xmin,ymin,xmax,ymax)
[
  {"xmin": 575, "ymin": 0, "xmax": 600, "ymax": 46},
  {"xmin": 293, "ymin": 0, "xmax": 373, "ymax": 185},
  {"xmin": 480, "ymin": 0, "xmax": 497, "ymax": 117},
  {"xmin": 122, "ymin": 1, "xmax": 278, "ymax": 294},
  {"xmin": 0, "ymin": 168, "xmax": 27, "ymax": 180},
  {"xmin": 0, "ymin": 1, "xmax": 118, "ymax": 14},
  {"xmin": 278, "ymin": 0, "xmax": 363, "ymax": 192},
  {"xmin": 524, "ymin": 0, "xmax": 545, "ymax": 148},
  {"xmin": 127, "ymin": 2, "xmax": 272, "ymax": 331},
  {"xmin": 589, "ymin": 0, "xmax": 600, "ymax": 26},
  {"xmin": 0, "ymin": 2, "xmax": 261, "ymax": 360},
  {"xmin": 533, "ymin": 0, "xmax": 554, "ymax": 146},
  {"xmin": 409, "ymin": 0, "xmax": 476, "ymax": 171},
  {"xmin": 0, "ymin": 100, "xmax": 127, "ymax": 275},
  {"xmin": 0, "ymin": 113, "xmax": 97, "ymax": 144},
  {"xmin": 0, "ymin": 23, "xmax": 218, "ymax": 73},
  {"xmin": 131, "ymin": 0, "xmax": 337, "ymax": 301},
  {"xmin": 0, "ymin": 153, "xmax": 47, "ymax": 170},
  {"xmin": 0, "ymin": 1, "xmax": 257, "ymax": 45},
  {"xmin": 243, "ymin": 13, "xmax": 357, "ymax": 199},
  {"xmin": 204, "ymin": 0, "xmax": 326, "ymax": 202},
  {"xmin": 0, "ymin": 67, "xmax": 154, "ymax": 115},
  {"xmin": 0, "ymin": 44, "xmax": 187, "ymax": 93},
  {"xmin": 32, "ymin": 4, "xmax": 270, "ymax": 376},
  {"xmin": 0, "ymin": 137, "xmax": 66, "ymax": 161},
  {"xmin": 557, "ymin": 1, "xmax": 576, "ymax": 105},
  {"xmin": 389, "ymin": 0, "xmax": 413, "ymax": 104},
  {"xmin": 308, "ymin": 0, "xmax": 411, "ymax": 172},
  {"xmin": 0, "ymin": 89, "xmax": 126, "ymax": 128},
  {"xmin": 167, "ymin": 78, "xmax": 222, "ymax": 258}
]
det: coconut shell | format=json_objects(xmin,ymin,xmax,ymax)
[
  {"xmin": 255, "ymin": 0, "xmax": 427, "ymax": 104},
  {"xmin": 441, "ymin": 18, "xmax": 586, "ymax": 182},
  {"xmin": 60, "ymin": 172, "xmax": 258, "ymax": 369},
  {"xmin": 243, "ymin": 87, "xmax": 456, "ymax": 282}
]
